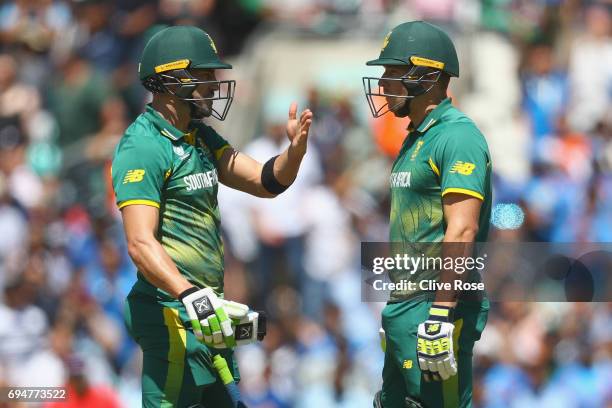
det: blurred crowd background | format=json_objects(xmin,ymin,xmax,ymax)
[{"xmin": 0, "ymin": 0, "xmax": 611, "ymax": 407}]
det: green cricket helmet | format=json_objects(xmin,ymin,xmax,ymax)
[
  {"xmin": 363, "ymin": 21, "xmax": 459, "ymax": 118},
  {"xmin": 139, "ymin": 25, "xmax": 235, "ymax": 121}
]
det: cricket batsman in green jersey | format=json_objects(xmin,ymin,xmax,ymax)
[
  {"xmin": 112, "ymin": 26, "xmax": 312, "ymax": 407},
  {"xmin": 363, "ymin": 21, "xmax": 491, "ymax": 407}
]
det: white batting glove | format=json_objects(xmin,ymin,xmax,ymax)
[
  {"xmin": 213, "ymin": 310, "xmax": 267, "ymax": 349},
  {"xmin": 179, "ymin": 287, "xmax": 248, "ymax": 348},
  {"xmin": 417, "ymin": 305, "xmax": 457, "ymax": 381}
]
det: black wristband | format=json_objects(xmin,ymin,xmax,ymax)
[
  {"xmin": 178, "ymin": 286, "xmax": 198, "ymax": 302},
  {"xmin": 256, "ymin": 311, "xmax": 267, "ymax": 341},
  {"xmin": 428, "ymin": 305, "xmax": 454, "ymax": 322},
  {"xmin": 261, "ymin": 155, "xmax": 290, "ymax": 195}
]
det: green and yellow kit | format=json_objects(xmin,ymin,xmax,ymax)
[
  {"xmin": 112, "ymin": 105, "xmax": 237, "ymax": 407},
  {"xmin": 381, "ymin": 98, "xmax": 491, "ymax": 408}
]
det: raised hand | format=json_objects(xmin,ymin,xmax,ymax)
[{"xmin": 286, "ymin": 102, "xmax": 313, "ymax": 156}]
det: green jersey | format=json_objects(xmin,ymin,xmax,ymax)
[
  {"xmin": 388, "ymin": 98, "xmax": 491, "ymax": 301},
  {"xmin": 112, "ymin": 105, "xmax": 231, "ymax": 298}
]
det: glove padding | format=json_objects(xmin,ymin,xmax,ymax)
[
  {"xmin": 180, "ymin": 287, "xmax": 248, "ymax": 348},
  {"xmin": 417, "ymin": 305, "xmax": 457, "ymax": 381},
  {"xmin": 212, "ymin": 310, "xmax": 267, "ymax": 349}
]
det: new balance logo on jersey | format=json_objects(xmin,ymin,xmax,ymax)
[
  {"xmin": 123, "ymin": 169, "xmax": 145, "ymax": 184},
  {"xmin": 450, "ymin": 161, "xmax": 476, "ymax": 175},
  {"xmin": 184, "ymin": 169, "xmax": 218, "ymax": 191},
  {"xmin": 390, "ymin": 171, "xmax": 411, "ymax": 188}
]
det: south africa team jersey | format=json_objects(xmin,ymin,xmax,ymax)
[
  {"xmin": 388, "ymin": 98, "xmax": 492, "ymax": 301},
  {"xmin": 112, "ymin": 105, "xmax": 230, "ymax": 298}
]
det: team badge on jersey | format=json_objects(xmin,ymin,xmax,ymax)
[{"xmin": 173, "ymin": 144, "xmax": 190, "ymax": 160}]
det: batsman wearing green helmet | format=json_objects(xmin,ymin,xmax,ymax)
[
  {"xmin": 112, "ymin": 26, "xmax": 313, "ymax": 407},
  {"xmin": 363, "ymin": 22, "xmax": 491, "ymax": 407}
]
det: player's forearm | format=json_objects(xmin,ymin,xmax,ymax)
[
  {"xmin": 127, "ymin": 237, "xmax": 193, "ymax": 298},
  {"xmin": 273, "ymin": 143, "xmax": 305, "ymax": 187},
  {"xmin": 434, "ymin": 226, "xmax": 478, "ymax": 307}
]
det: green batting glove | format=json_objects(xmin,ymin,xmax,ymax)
[{"xmin": 179, "ymin": 287, "xmax": 247, "ymax": 348}]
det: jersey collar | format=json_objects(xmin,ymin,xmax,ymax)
[
  {"xmin": 144, "ymin": 104, "xmax": 187, "ymax": 141},
  {"xmin": 411, "ymin": 97, "xmax": 453, "ymax": 133}
]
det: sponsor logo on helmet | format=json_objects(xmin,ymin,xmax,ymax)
[
  {"xmin": 409, "ymin": 56, "xmax": 445, "ymax": 70},
  {"xmin": 154, "ymin": 59, "xmax": 191, "ymax": 74},
  {"xmin": 207, "ymin": 34, "xmax": 218, "ymax": 54},
  {"xmin": 381, "ymin": 31, "xmax": 392, "ymax": 51}
]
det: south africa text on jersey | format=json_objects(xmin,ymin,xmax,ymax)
[
  {"xmin": 390, "ymin": 171, "xmax": 411, "ymax": 188},
  {"xmin": 184, "ymin": 169, "xmax": 219, "ymax": 191}
]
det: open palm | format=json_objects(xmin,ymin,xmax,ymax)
[{"xmin": 286, "ymin": 102, "xmax": 313, "ymax": 155}]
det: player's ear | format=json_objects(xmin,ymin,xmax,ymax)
[{"xmin": 439, "ymin": 73, "xmax": 450, "ymax": 93}]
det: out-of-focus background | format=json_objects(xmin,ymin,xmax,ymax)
[{"xmin": 0, "ymin": 0, "xmax": 610, "ymax": 407}]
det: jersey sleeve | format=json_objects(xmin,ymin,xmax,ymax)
[
  {"xmin": 433, "ymin": 125, "xmax": 490, "ymax": 201},
  {"xmin": 111, "ymin": 134, "xmax": 172, "ymax": 209},
  {"xmin": 199, "ymin": 124, "xmax": 231, "ymax": 162}
]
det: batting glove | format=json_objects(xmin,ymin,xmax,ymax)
[
  {"xmin": 179, "ymin": 287, "xmax": 248, "ymax": 348},
  {"xmin": 417, "ymin": 305, "xmax": 457, "ymax": 381},
  {"xmin": 213, "ymin": 310, "xmax": 267, "ymax": 349}
]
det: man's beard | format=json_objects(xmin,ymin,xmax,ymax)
[
  {"xmin": 386, "ymin": 95, "xmax": 412, "ymax": 118},
  {"xmin": 390, "ymin": 98, "xmax": 412, "ymax": 117},
  {"xmin": 389, "ymin": 82, "xmax": 431, "ymax": 118},
  {"xmin": 189, "ymin": 100, "xmax": 213, "ymax": 120}
]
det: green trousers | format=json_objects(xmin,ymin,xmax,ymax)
[
  {"xmin": 124, "ymin": 289, "xmax": 240, "ymax": 408},
  {"xmin": 380, "ymin": 298, "xmax": 489, "ymax": 408}
]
